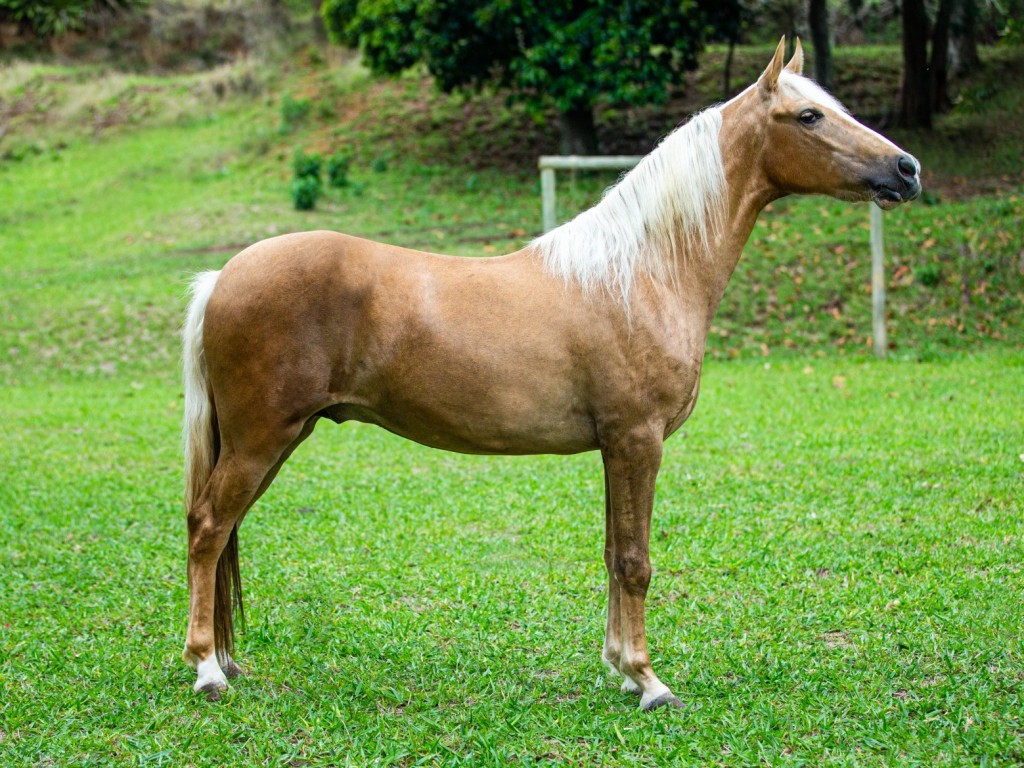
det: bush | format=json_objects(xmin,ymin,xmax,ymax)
[
  {"xmin": 292, "ymin": 149, "xmax": 322, "ymax": 182},
  {"xmin": 326, "ymin": 153, "xmax": 350, "ymax": 188},
  {"xmin": 291, "ymin": 176, "xmax": 321, "ymax": 211},
  {"xmin": 291, "ymin": 149, "xmax": 323, "ymax": 210},
  {"xmin": 280, "ymin": 94, "xmax": 311, "ymax": 133},
  {"xmin": 916, "ymin": 262, "xmax": 943, "ymax": 287}
]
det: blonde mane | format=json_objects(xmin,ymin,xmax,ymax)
[{"xmin": 532, "ymin": 108, "xmax": 727, "ymax": 304}]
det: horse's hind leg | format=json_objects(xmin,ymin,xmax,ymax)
[{"xmin": 183, "ymin": 418, "xmax": 312, "ymax": 698}]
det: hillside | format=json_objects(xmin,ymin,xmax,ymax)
[{"xmin": 0, "ymin": 42, "xmax": 1021, "ymax": 386}]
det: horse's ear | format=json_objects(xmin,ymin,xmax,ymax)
[
  {"xmin": 786, "ymin": 37, "xmax": 804, "ymax": 75},
  {"xmin": 758, "ymin": 36, "xmax": 787, "ymax": 93}
]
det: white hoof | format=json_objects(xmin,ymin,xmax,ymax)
[
  {"xmin": 192, "ymin": 654, "xmax": 229, "ymax": 699},
  {"xmin": 620, "ymin": 676, "xmax": 642, "ymax": 696}
]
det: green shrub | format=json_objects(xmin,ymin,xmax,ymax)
[
  {"xmin": 916, "ymin": 262, "xmax": 943, "ymax": 287},
  {"xmin": 326, "ymin": 153, "xmax": 350, "ymax": 188},
  {"xmin": 280, "ymin": 94, "xmax": 311, "ymax": 133},
  {"xmin": 290, "ymin": 149, "xmax": 323, "ymax": 210},
  {"xmin": 1001, "ymin": 15, "xmax": 1024, "ymax": 46},
  {"xmin": 291, "ymin": 176, "xmax": 321, "ymax": 210},
  {"xmin": 292, "ymin": 149, "xmax": 322, "ymax": 182},
  {"xmin": 315, "ymin": 98, "xmax": 336, "ymax": 119}
]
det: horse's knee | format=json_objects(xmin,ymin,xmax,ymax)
[
  {"xmin": 603, "ymin": 547, "xmax": 615, "ymax": 573},
  {"xmin": 613, "ymin": 549, "xmax": 651, "ymax": 595}
]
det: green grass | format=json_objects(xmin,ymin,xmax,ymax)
[
  {"xmin": 1, "ymin": 41, "xmax": 1023, "ymax": 766},
  {"xmin": 2, "ymin": 358, "xmax": 1022, "ymax": 766}
]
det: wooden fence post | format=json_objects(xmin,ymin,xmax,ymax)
[
  {"xmin": 870, "ymin": 205, "xmax": 887, "ymax": 359},
  {"xmin": 538, "ymin": 156, "xmax": 642, "ymax": 232},
  {"xmin": 541, "ymin": 166, "xmax": 557, "ymax": 234}
]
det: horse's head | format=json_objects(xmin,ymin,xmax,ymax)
[{"xmin": 747, "ymin": 38, "xmax": 921, "ymax": 210}]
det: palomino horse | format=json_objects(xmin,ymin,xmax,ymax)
[{"xmin": 181, "ymin": 39, "xmax": 920, "ymax": 709}]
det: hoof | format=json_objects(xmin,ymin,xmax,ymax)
[
  {"xmin": 198, "ymin": 682, "xmax": 226, "ymax": 702},
  {"xmin": 620, "ymin": 678, "xmax": 642, "ymax": 696},
  {"xmin": 641, "ymin": 692, "xmax": 685, "ymax": 712},
  {"xmin": 192, "ymin": 654, "xmax": 228, "ymax": 698},
  {"xmin": 223, "ymin": 660, "xmax": 244, "ymax": 680}
]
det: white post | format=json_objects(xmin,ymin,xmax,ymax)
[
  {"xmin": 870, "ymin": 205, "xmax": 886, "ymax": 359},
  {"xmin": 538, "ymin": 155, "xmax": 642, "ymax": 233},
  {"xmin": 541, "ymin": 167, "xmax": 557, "ymax": 233}
]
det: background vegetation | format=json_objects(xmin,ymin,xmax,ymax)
[{"xmin": 1, "ymin": 1, "xmax": 1021, "ymax": 765}]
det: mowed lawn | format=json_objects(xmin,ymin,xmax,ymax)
[
  {"xmin": 2, "ymin": 354, "xmax": 1022, "ymax": 765},
  {"xmin": 2, "ymin": 54, "xmax": 1023, "ymax": 767}
]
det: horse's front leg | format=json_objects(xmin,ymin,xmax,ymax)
[
  {"xmin": 601, "ymin": 457, "xmax": 641, "ymax": 697},
  {"xmin": 602, "ymin": 429, "xmax": 683, "ymax": 711}
]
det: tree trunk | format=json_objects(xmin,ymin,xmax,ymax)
[
  {"xmin": 930, "ymin": 0, "xmax": 954, "ymax": 114},
  {"xmin": 900, "ymin": 0, "xmax": 932, "ymax": 129},
  {"xmin": 311, "ymin": 0, "xmax": 327, "ymax": 42},
  {"xmin": 953, "ymin": 0, "xmax": 980, "ymax": 75},
  {"xmin": 723, "ymin": 36, "xmax": 736, "ymax": 100},
  {"xmin": 559, "ymin": 106, "xmax": 599, "ymax": 155},
  {"xmin": 808, "ymin": 0, "xmax": 833, "ymax": 90}
]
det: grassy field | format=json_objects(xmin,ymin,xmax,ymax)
[
  {"xmin": 3, "ymin": 358, "xmax": 1022, "ymax": 765},
  {"xmin": 1, "ymin": 39, "xmax": 1023, "ymax": 766}
]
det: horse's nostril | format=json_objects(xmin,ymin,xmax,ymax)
[{"xmin": 897, "ymin": 155, "xmax": 917, "ymax": 179}]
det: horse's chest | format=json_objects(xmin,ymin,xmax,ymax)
[
  {"xmin": 663, "ymin": 372, "xmax": 702, "ymax": 438},
  {"xmin": 643, "ymin": 340, "xmax": 706, "ymax": 438}
]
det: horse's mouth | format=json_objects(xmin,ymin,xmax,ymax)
[
  {"xmin": 872, "ymin": 187, "xmax": 904, "ymax": 210},
  {"xmin": 871, "ymin": 180, "xmax": 921, "ymax": 210}
]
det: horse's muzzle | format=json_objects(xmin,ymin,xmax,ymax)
[{"xmin": 870, "ymin": 154, "xmax": 922, "ymax": 210}]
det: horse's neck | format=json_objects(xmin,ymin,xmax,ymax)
[{"xmin": 678, "ymin": 105, "xmax": 775, "ymax": 325}]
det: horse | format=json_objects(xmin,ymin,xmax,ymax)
[{"xmin": 181, "ymin": 38, "xmax": 921, "ymax": 709}]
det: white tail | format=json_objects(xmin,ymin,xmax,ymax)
[{"xmin": 182, "ymin": 270, "xmax": 221, "ymax": 511}]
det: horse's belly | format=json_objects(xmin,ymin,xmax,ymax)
[
  {"xmin": 338, "ymin": 381, "xmax": 597, "ymax": 456},
  {"xmin": 331, "ymin": 397, "xmax": 598, "ymax": 456}
]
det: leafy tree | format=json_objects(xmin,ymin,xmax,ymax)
[
  {"xmin": 322, "ymin": 0, "xmax": 717, "ymax": 154},
  {"xmin": 0, "ymin": 0, "xmax": 145, "ymax": 37},
  {"xmin": 0, "ymin": 0, "xmax": 89, "ymax": 35}
]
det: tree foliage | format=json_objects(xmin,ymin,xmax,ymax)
[
  {"xmin": 0, "ymin": 0, "xmax": 90, "ymax": 35},
  {"xmin": 0, "ymin": 0, "xmax": 146, "ymax": 37},
  {"xmin": 322, "ymin": 0, "xmax": 718, "ymax": 152}
]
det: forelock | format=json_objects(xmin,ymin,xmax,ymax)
[{"xmin": 778, "ymin": 71, "xmax": 849, "ymax": 114}]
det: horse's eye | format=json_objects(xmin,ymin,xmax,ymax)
[{"xmin": 799, "ymin": 109, "xmax": 823, "ymax": 126}]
